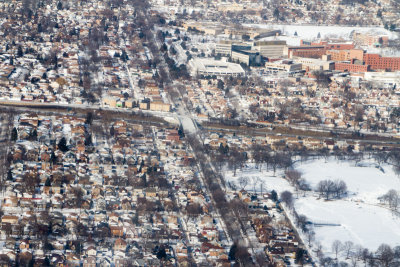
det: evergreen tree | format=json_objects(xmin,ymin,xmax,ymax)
[
  {"xmin": 178, "ymin": 125, "xmax": 184, "ymax": 138},
  {"xmin": 377, "ymin": 9, "xmax": 382, "ymax": 18},
  {"xmin": 156, "ymin": 245, "xmax": 167, "ymax": 260},
  {"xmin": 43, "ymin": 257, "xmax": 50, "ymax": 267},
  {"xmin": 17, "ymin": 46, "xmax": 23, "ymax": 57},
  {"xmin": 273, "ymin": 8, "xmax": 280, "ymax": 20},
  {"xmin": 85, "ymin": 112, "xmax": 93, "ymax": 125},
  {"xmin": 58, "ymin": 137, "xmax": 69, "ymax": 152},
  {"xmin": 271, "ymin": 190, "xmax": 278, "ymax": 202},
  {"xmin": 84, "ymin": 134, "xmax": 93, "ymax": 146},
  {"xmin": 121, "ymin": 50, "xmax": 129, "ymax": 62},
  {"xmin": 50, "ymin": 151, "xmax": 57, "ymax": 164},
  {"xmin": 228, "ymin": 243, "xmax": 237, "ymax": 261},
  {"xmin": 295, "ymin": 248, "xmax": 307, "ymax": 265},
  {"xmin": 7, "ymin": 169, "xmax": 12, "ymax": 181},
  {"xmin": 11, "ymin": 127, "xmax": 18, "ymax": 141}
]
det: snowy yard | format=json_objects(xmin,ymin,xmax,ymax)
[
  {"xmin": 246, "ymin": 24, "xmax": 399, "ymax": 41},
  {"xmin": 223, "ymin": 157, "xmax": 400, "ymax": 255}
]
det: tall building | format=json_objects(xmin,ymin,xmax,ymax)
[
  {"xmin": 216, "ymin": 40, "xmax": 286, "ymax": 63},
  {"xmin": 215, "ymin": 40, "xmax": 232, "ymax": 56},
  {"xmin": 363, "ymin": 54, "xmax": 400, "ymax": 71},
  {"xmin": 253, "ymin": 41, "xmax": 287, "ymax": 58}
]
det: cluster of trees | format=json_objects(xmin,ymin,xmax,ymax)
[
  {"xmin": 280, "ymin": 190, "xmax": 294, "ymax": 209},
  {"xmin": 163, "ymin": 53, "xmax": 190, "ymax": 80},
  {"xmin": 378, "ymin": 189, "xmax": 399, "ymax": 212},
  {"xmin": 285, "ymin": 169, "xmax": 311, "ymax": 192},
  {"xmin": 186, "ymin": 134, "xmax": 257, "ymax": 266},
  {"xmin": 317, "ymin": 240, "xmax": 400, "ymax": 267},
  {"xmin": 316, "ymin": 179, "xmax": 347, "ymax": 200},
  {"xmin": 251, "ymin": 144, "xmax": 293, "ymax": 173},
  {"xmin": 228, "ymin": 242, "xmax": 253, "ymax": 266}
]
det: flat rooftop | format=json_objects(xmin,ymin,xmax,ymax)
[{"xmin": 190, "ymin": 58, "xmax": 245, "ymax": 74}]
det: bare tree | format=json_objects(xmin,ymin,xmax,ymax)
[
  {"xmin": 376, "ymin": 244, "xmax": 394, "ymax": 267},
  {"xmin": 334, "ymin": 180, "xmax": 348, "ymax": 199},
  {"xmin": 332, "ymin": 240, "xmax": 343, "ymax": 260},
  {"xmin": 379, "ymin": 189, "xmax": 399, "ymax": 211},
  {"xmin": 251, "ymin": 176, "xmax": 261, "ymax": 193},
  {"xmin": 285, "ymin": 169, "xmax": 302, "ymax": 187},
  {"xmin": 238, "ymin": 176, "xmax": 249, "ymax": 190},
  {"xmin": 306, "ymin": 230, "xmax": 315, "ymax": 247},
  {"xmin": 186, "ymin": 203, "xmax": 203, "ymax": 218},
  {"xmin": 343, "ymin": 241, "xmax": 354, "ymax": 259},
  {"xmin": 280, "ymin": 191, "xmax": 293, "ymax": 209},
  {"xmin": 315, "ymin": 242, "xmax": 324, "ymax": 259}
]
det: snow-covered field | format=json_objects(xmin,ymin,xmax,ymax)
[
  {"xmin": 224, "ymin": 157, "xmax": 400, "ymax": 254},
  {"xmin": 247, "ymin": 24, "xmax": 399, "ymax": 41}
]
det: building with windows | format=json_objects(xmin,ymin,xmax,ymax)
[
  {"xmin": 216, "ymin": 40, "xmax": 287, "ymax": 60},
  {"xmin": 364, "ymin": 71, "xmax": 400, "ymax": 89},
  {"xmin": 334, "ymin": 60, "xmax": 370, "ymax": 73},
  {"xmin": 265, "ymin": 60, "xmax": 302, "ymax": 74},
  {"xmin": 326, "ymin": 49, "xmax": 364, "ymax": 61},
  {"xmin": 188, "ymin": 58, "xmax": 245, "ymax": 77},
  {"xmin": 253, "ymin": 40, "xmax": 287, "ymax": 58},
  {"xmin": 294, "ymin": 57, "xmax": 334, "ymax": 71},
  {"xmin": 285, "ymin": 45, "xmax": 326, "ymax": 59},
  {"xmin": 231, "ymin": 49, "xmax": 261, "ymax": 66},
  {"xmin": 216, "ymin": 40, "xmax": 236, "ymax": 56},
  {"xmin": 363, "ymin": 53, "xmax": 400, "ymax": 71}
]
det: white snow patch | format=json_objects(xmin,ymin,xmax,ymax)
[{"xmin": 223, "ymin": 158, "xmax": 400, "ymax": 255}]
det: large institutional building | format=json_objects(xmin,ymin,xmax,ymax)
[{"xmin": 188, "ymin": 58, "xmax": 245, "ymax": 77}]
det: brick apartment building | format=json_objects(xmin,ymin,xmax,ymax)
[
  {"xmin": 334, "ymin": 60, "xmax": 371, "ymax": 73},
  {"xmin": 327, "ymin": 49, "xmax": 400, "ymax": 72},
  {"xmin": 363, "ymin": 53, "xmax": 400, "ymax": 71},
  {"xmin": 287, "ymin": 41, "xmax": 356, "ymax": 59},
  {"xmin": 326, "ymin": 49, "xmax": 364, "ymax": 61},
  {"xmin": 286, "ymin": 45, "xmax": 326, "ymax": 58}
]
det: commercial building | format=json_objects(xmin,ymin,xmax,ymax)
[
  {"xmin": 188, "ymin": 58, "xmax": 245, "ymax": 77},
  {"xmin": 231, "ymin": 49, "xmax": 261, "ymax": 66},
  {"xmin": 363, "ymin": 71, "xmax": 400, "ymax": 88},
  {"xmin": 286, "ymin": 41, "xmax": 356, "ymax": 59},
  {"xmin": 326, "ymin": 49, "xmax": 364, "ymax": 61},
  {"xmin": 303, "ymin": 40, "xmax": 355, "ymax": 50},
  {"xmin": 265, "ymin": 60, "xmax": 302, "ymax": 74},
  {"xmin": 334, "ymin": 60, "xmax": 370, "ymax": 73},
  {"xmin": 216, "ymin": 40, "xmax": 236, "ymax": 56},
  {"xmin": 150, "ymin": 102, "xmax": 171, "ymax": 112},
  {"xmin": 181, "ymin": 21, "xmax": 223, "ymax": 35},
  {"xmin": 254, "ymin": 30, "xmax": 282, "ymax": 40},
  {"xmin": 253, "ymin": 40, "xmax": 287, "ymax": 58},
  {"xmin": 326, "ymin": 49, "xmax": 400, "ymax": 71},
  {"xmin": 363, "ymin": 53, "xmax": 400, "ymax": 71},
  {"xmin": 353, "ymin": 32, "xmax": 389, "ymax": 47},
  {"xmin": 285, "ymin": 45, "xmax": 326, "ymax": 59},
  {"xmin": 295, "ymin": 56, "xmax": 334, "ymax": 71},
  {"xmin": 216, "ymin": 40, "xmax": 287, "ymax": 59}
]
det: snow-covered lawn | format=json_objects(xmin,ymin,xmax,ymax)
[
  {"xmin": 246, "ymin": 24, "xmax": 399, "ymax": 41},
  {"xmin": 223, "ymin": 157, "xmax": 400, "ymax": 254},
  {"xmin": 295, "ymin": 197, "xmax": 400, "ymax": 251},
  {"xmin": 296, "ymin": 159, "xmax": 400, "ymax": 204}
]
